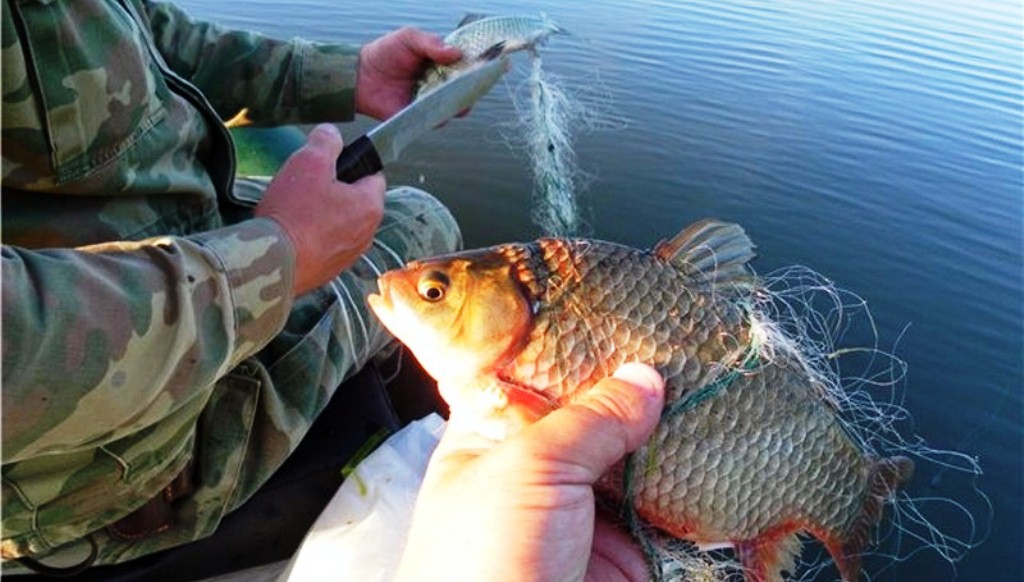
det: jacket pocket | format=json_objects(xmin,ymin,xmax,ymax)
[
  {"xmin": 0, "ymin": 418, "xmax": 197, "ymax": 559},
  {"xmin": 9, "ymin": 0, "xmax": 169, "ymax": 184}
]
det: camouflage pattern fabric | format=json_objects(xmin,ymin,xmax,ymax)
[{"xmin": 1, "ymin": 0, "xmax": 462, "ymax": 570}]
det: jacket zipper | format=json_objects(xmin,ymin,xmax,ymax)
[{"xmin": 116, "ymin": 0, "xmax": 246, "ymax": 207}]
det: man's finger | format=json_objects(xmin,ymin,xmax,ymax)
[
  {"xmin": 510, "ymin": 363, "xmax": 665, "ymax": 483},
  {"xmin": 588, "ymin": 514, "xmax": 650, "ymax": 582},
  {"xmin": 403, "ymin": 28, "xmax": 462, "ymax": 63},
  {"xmin": 347, "ymin": 172, "xmax": 387, "ymax": 203},
  {"xmin": 305, "ymin": 123, "xmax": 344, "ymax": 159}
]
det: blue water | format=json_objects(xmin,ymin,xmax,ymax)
[{"xmin": 181, "ymin": 0, "xmax": 1022, "ymax": 579}]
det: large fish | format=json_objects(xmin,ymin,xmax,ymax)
[
  {"xmin": 417, "ymin": 14, "xmax": 564, "ymax": 97},
  {"xmin": 368, "ymin": 219, "xmax": 913, "ymax": 582}
]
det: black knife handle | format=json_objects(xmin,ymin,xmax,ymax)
[{"xmin": 335, "ymin": 135, "xmax": 383, "ymax": 183}]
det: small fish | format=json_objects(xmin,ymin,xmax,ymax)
[
  {"xmin": 417, "ymin": 14, "xmax": 564, "ymax": 97},
  {"xmin": 368, "ymin": 219, "xmax": 914, "ymax": 582}
]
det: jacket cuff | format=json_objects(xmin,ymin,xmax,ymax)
[
  {"xmin": 296, "ymin": 40, "xmax": 360, "ymax": 123},
  {"xmin": 193, "ymin": 218, "xmax": 296, "ymax": 358}
]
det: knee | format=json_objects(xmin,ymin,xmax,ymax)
[{"xmin": 379, "ymin": 186, "xmax": 462, "ymax": 261}]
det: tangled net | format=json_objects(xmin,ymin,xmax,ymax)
[
  {"xmin": 522, "ymin": 55, "xmax": 582, "ymax": 237},
  {"xmin": 504, "ymin": 47, "xmax": 625, "ymax": 238}
]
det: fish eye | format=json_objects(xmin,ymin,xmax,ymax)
[{"xmin": 417, "ymin": 271, "xmax": 450, "ymax": 302}]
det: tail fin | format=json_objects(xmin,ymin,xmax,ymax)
[{"xmin": 827, "ymin": 456, "xmax": 915, "ymax": 581}]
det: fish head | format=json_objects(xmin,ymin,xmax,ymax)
[{"xmin": 368, "ymin": 248, "xmax": 534, "ymax": 384}]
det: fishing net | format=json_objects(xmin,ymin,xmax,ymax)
[
  {"xmin": 482, "ymin": 17, "xmax": 627, "ymax": 237},
  {"xmin": 506, "ymin": 48, "xmax": 627, "ymax": 237},
  {"xmin": 754, "ymin": 267, "xmax": 989, "ymax": 581},
  {"xmin": 519, "ymin": 55, "xmax": 583, "ymax": 237}
]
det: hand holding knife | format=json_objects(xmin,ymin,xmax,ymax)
[{"xmin": 336, "ymin": 58, "xmax": 508, "ymax": 183}]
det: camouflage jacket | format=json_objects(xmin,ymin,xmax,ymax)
[{"xmin": 1, "ymin": 0, "xmax": 360, "ymax": 566}]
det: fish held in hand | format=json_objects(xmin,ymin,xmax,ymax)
[
  {"xmin": 417, "ymin": 14, "xmax": 564, "ymax": 98},
  {"xmin": 368, "ymin": 219, "xmax": 913, "ymax": 582}
]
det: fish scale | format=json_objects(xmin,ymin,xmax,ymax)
[
  {"xmin": 507, "ymin": 239, "xmax": 867, "ymax": 546},
  {"xmin": 368, "ymin": 219, "xmax": 914, "ymax": 582},
  {"xmin": 617, "ymin": 360, "xmax": 867, "ymax": 540}
]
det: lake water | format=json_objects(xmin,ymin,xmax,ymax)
[{"xmin": 178, "ymin": 0, "xmax": 1022, "ymax": 579}]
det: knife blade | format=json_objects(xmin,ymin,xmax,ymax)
[{"xmin": 335, "ymin": 57, "xmax": 507, "ymax": 183}]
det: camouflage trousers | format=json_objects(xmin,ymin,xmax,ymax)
[{"xmin": 3, "ymin": 185, "xmax": 460, "ymax": 573}]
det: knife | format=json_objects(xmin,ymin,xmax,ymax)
[{"xmin": 335, "ymin": 57, "xmax": 507, "ymax": 183}]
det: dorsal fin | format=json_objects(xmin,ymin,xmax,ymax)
[
  {"xmin": 456, "ymin": 13, "xmax": 490, "ymax": 28},
  {"xmin": 653, "ymin": 219, "xmax": 756, "ymax": 290}
]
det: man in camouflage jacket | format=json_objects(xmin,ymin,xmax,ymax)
[{"xmin": 1, "ymin": 0, "xmax": 463, "ymax": 571}]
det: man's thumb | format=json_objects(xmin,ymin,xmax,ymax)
[
  {"xmin": 305, "ymin": 123, "xmax": 344, "ymax": 158},
  {"xmin": 519, "ymin": 363, "xmax": 665, "ymax": 482}
]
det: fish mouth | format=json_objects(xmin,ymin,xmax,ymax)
[{"xmin": 366, "ymin": 274, "xmax": 394, "ymax": 317}]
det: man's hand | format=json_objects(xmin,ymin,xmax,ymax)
[
  {"xmin": 356, "ymin": 27, "xmax": 462, "ymax": 120},
  {"xmin": 255, "ymin": 124, "xmax": 385, "ymax": 297},
  {"xmin": 396, "ymin": 363, "xmax": 666, "ymax": 582}
]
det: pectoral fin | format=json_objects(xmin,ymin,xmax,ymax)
[{"xmin": 480, "ymin": 41, "xmax": 508, "ymax": 61}]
